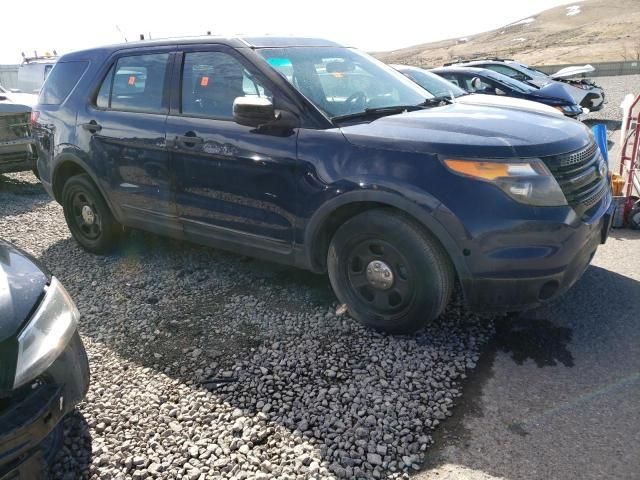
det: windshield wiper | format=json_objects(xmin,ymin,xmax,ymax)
[
  {"xmin": 422, "ymin": 96, "xmax": 457, "ymax": 105},
  {"xmin": 331, "ymin": 104, "xmax": 426, "ymax": 123}
]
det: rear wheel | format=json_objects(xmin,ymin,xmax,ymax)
[
  {"xmin": 62, "ymin": 174, "xmax": 123, "ymax": 254},
  {"xmin": 327, "ymin": 209, "xmax": 454, "ymax": 334}
]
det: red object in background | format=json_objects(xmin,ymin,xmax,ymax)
[
  {"xmin": 128, "ymin": 76, "xmax": 136, "ymax": 86},
  {"xmin": 200, "ymin": 76, "xmax": 209, "ymax": 87},
  {"xmin": 619, "ymin": 94, "xmax": 640, "ymax": 224}
]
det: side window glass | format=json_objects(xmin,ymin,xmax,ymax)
[
  {"xmin": 109, "ymin": 53, "xmax": 169, "ymax": 114},
  {"xmin": 96, "ymin": 66, "xmax": 114, "ymax": 108},
  {"xmin": 484, "ymin": 64, "xmax": 523, "ymax": 79},
  {"xmin": 181, "ymin": 51, "xmax": 272, "ymax": 120},
  {"xmin": 443, "ymin": 75, "xmax": 460, "ymax": 87}
]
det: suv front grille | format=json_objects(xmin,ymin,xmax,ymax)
[{"xmin": 543, "ymin": 142, "xmax": 608, "ymax": 212}]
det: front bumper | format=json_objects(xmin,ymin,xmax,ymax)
[
  {"xmin": 462, "ymin": 197, "xmax": 615, "ymax": 312},
  {"xmin": 0, "ymin": 332, "xmax": 89, "ymax": 479},
  {"xmin": 0, "ymin": 139, "xmax": 36, "ymax": 174}
]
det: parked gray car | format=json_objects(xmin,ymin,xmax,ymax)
[{"xmin": 0, "ymin": 103, "xmax": 36, "ymax": 175}]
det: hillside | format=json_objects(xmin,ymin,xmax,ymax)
[{"xmin": 374, "ymin": 0, "xmax": 640, "ymax": 67}]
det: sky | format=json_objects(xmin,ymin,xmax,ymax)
[{"xmin": 0, "ymin": 0, "xmax": 580, "ymax": 64}]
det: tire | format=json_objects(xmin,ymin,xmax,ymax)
[
  {"xmin": 327, "ymin": 209, "xmax": 454, "ymax": 334},
  {"xmin": 61, "ymin": 174, "xmax": 122, "ymax": 254}
]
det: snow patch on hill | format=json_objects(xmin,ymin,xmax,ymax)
[{"xmin": 566, "ymin": 5, "xmax": 581, "ymax": 16}]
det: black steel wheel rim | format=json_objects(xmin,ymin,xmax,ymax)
[
  {"xmin": 346, "ymin": 238, "xmax": 414, "ymax": 314},
  {"xmin": 70, "ymin": 190, "xmax": 102, "ymax": 240}
]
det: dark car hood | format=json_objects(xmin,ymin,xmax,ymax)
[
  {"xmin": 0, "ymin": 240, "xmax": 49, "ymax": 342},
  {"xmin": 529, "ymin": 83, "xmax": 576, "ymax": 104},
  {"xmin": 340, "ymin": 103, "xmax": 590, "ymax": 158}
]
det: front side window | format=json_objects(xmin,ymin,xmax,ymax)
[
  {"xmin": 459, "ymin": 74, "xmax": 495, "ymax": 92},
  {"xmin": 181, "ymin": 51, "xmax": 272, "ymax": 120},
  {"xmin": 257, "ymin": 47, "xmax": 428, "ymax": 118},
  {"xmin": 97, "ymin": 53, "xmax": 169, "ymax": 114}
]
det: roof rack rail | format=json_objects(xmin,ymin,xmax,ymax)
[
  {"xmin": 443, "ymin": 56, "xmax": 514, "ymax": 66},
  {"xmin": 21, "ymin": 50, "xmax": 58, "ymax": 64}
]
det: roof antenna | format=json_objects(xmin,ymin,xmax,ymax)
[
  {"xmin": 207, "ymin": 31, "xmax": 211, "ymax": 35},
  {"xmin": 140, "ymin": 34, "xmax": 145, "ymax": 40},
  {"xmin": 115, "ymin": 25, "xmax": 128, "ymax": 42}
]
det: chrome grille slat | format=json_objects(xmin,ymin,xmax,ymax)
[{"xmin": 543, "ymin": 141, "xmax": 608, "ymax": 212}]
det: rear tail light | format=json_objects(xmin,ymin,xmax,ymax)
[{"xmin": 30, "ymin": 110, "xmax": 40, "ymax": 127}]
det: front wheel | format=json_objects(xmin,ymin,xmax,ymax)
[{"xmin": 327, "ymin": 209, "xmax": 454, "ymax": 334}]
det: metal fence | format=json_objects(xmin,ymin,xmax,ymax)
[
  {"xmin": 0, "ymin": 65, "xmax": 19, "ymax": 89},
  {"xmin": 534, "ymin": 61, "xmax": 640, "ymax": 77}
]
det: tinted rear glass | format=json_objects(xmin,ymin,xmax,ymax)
[
  {"xmin": 38, "ymin": 61, "xmax": 88, "ymax": 105},
  {"xmin": 109, "ymin": 53, "xmax": 169, "ymax": 114}
]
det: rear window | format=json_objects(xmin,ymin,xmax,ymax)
[
  {"xmin": 96, "ymin": 53, "xmax": 169, "ymax": 114},
  {"xmin": 38, "ymin": 61, "xmax": 88, "ymax": 105}
]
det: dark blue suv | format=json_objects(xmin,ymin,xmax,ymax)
[{"xmin": 32, "ymin": 37, "xmax": 613, "ymax": 333}]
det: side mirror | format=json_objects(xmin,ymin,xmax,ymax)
[
  {"xmin": 470, "ymin": 77, "xmax": 482, "ymax": 91},
  {"xmin": 233, "ymin": 96, "xmax": 299, "ymax": 131},
  {"xmin": 233, "ymin": 96, "xmax": 276, "ymax": 127}
]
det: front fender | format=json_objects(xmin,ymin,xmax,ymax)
[{"xmin": 302, "ymin": 185, "xmax": 472, "ymax": 288}]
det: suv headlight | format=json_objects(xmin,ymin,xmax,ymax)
[
  {"xmin": 13, "ymin": 277, "xmax": 79, "ymax": 389},
  {"xmin": 443, "ymin": 158, "xmax": 567, "ymax": 207}
]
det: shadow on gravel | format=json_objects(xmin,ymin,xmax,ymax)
[
  {"xmin": 0, "ymin": 173, "xmax": 49, "ymax": 217},
  {"xmin": 421, "ymin": 264, "xmax": 640, "ymax": 479},
  {"xmin": 39, "ymin": 232, "xmax": 492, "ymax": 479},
  {"xmin": 49, "ymin": 411, "xmax": 93, "ymax": 480}
]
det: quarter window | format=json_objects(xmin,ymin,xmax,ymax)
[
  {"xmin": 181, "ymin": 51, "xmax": 272, "ymax": 120},
  {"xmin": 96, "ymin": 53, "xmax": 169, "ymax": 113},
  {"xmin": 38, "ymin": 61, "xmax": 88, "ymax": 105}
]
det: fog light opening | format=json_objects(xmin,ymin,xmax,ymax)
[{"xmin": 538, "ymin": 280, "xmax": 560, "ymax": 301}]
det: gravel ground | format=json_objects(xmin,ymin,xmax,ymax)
[{"xmin": 0, "ymin": 173, "xmax": 492, "ymax": 479}]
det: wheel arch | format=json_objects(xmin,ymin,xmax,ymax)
[
  {"xmin": 52, "ymin": 154, "xmax": 121, "ymax": 222},
  {"xmin": 304, "ymin": 190, "xmax": 471, "ymax": 286}
]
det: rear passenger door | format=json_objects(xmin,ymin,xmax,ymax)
[
  {"xmin": 76, "ymin": 48, "xmax": 180, "ymax": 237},
  {"xmin": 165, "ymin": 46, "xmax": 299, "ymax": 254}
]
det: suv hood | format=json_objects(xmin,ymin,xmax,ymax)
[
  {"xmin": 0, "ymin": 240, "xmax": 49, "ymax": 342},
  {"xmin": 340, "ymin": 103, "xmax": 590, "ymax": 158}
]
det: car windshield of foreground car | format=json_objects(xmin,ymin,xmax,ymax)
[
  {"xmin": 401, "ymin": 68, "xmax": 467, "ymax": 99},
  {"xmin": 257, "ymin": 47, "xmax": 432, "ymax": 121}
]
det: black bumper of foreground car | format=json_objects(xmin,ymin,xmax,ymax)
[{"xmin": 0, "ymin": 332, "xmax": 89, "ymax": 479}]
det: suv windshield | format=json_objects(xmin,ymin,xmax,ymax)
[
  {"xmin": 257, "ymin": 47, "xmax": 430, "ymax": 119},
  {"xmin": 400, "ymin": 68, "xmax": 466, "ymax": 99}
]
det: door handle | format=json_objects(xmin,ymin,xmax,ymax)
[
  {"xmin": 175, "ymin": 133, "xmax": 203, "ymax": 148},
  {"xmin": 81, "ymin": 121, "xmax": 102, "ymax": 133}
]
